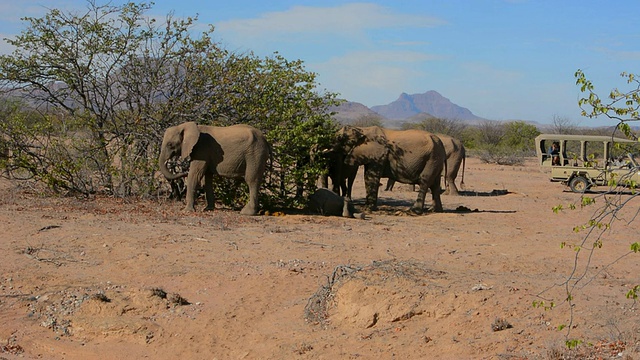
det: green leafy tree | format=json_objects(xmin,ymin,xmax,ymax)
[
  {"xmin": 0, "ymin": 0, "xmax": 338, "ymax": 209},
  {"xmin": 471, "ymin": 120, "xmax": 528, "ymax": 165},
  {"xmin": 500, "ymin": 120, "xmax": 540, "ymax": 152}
]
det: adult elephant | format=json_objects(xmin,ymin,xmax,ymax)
[
  {"xmin": 438, "ymin": 134, "xmax": 466, "ymax": 195},
  {"xmin": 158, "ymin": 121, "xmax": 269, "ymax": 215},
  {"xmin": 333, "ymin": 126, "xmax": 447, "ymax": 213},
  {"xmin": 385, "ymin": 133, "xmax": 466, "ymax": 195}
]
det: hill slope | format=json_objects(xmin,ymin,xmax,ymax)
[{"xmin": 371, "ymin": 91, "xmax": 484, "ymax": 122}]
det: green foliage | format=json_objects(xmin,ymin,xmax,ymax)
[
  {"xmin": 0, "ymin": 1, "xmax": 338, "ymax": 208},
  {"xmin": 500, "ymin": 121, "xmax": 540, "ymax": 152},
  {"xmin": 565, "ymin": 339, "xmax": 583, "ymax": 350},
  {"xmin": 626, "ymin": 285, "xmax": 640, "ymax": 300},
  {"xmin": 532, "ymin": 300, "xmax": 555, "ymax": 311},
  {"xmin": 465, "ymin": 120, "xmax": 538, "ymax": 165},
  {"xmin": 580, "ymin": 196, "xmax": 595, "ymax": 207},
  {"xmin": 576, "ymin": 69, "xmax": 640, "ymax": 138}
]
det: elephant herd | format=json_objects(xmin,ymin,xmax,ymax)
[{"xmin": 158, "ymin": 122, "xmax": 466, "ymax": 217}]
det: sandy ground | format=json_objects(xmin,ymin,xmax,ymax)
[{"xmin": 1, "ymin": 157, "xmax": 640, "ymax": 360}]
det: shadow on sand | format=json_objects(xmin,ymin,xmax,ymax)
[{"xmin": 350, "ymin": 190, "xmax": 516, "ymax": 216}]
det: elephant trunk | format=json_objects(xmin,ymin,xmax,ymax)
[{"xmin": 159, "ymin": 147, "xmax": 188, "ymax": 181}]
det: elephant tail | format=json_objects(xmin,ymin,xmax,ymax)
[
  {"xmin": 442, "ymin": 156, "xmax": 448, "ymax": 191},
  {"xmin": 459, "ymin": 153, "xmax": 466, "ymax": 190},
  {"xmin": 264, "ymin": 143, "xmax": 275, "ymax": 182}
]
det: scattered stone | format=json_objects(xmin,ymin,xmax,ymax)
[{"xmin": 491, "ymin": 318, "xmax": 512, "ymax": 331}]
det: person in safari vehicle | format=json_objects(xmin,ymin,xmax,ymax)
[{"xmin": 549, "ymin": 142, "xmax": 560, "ymax": 166}]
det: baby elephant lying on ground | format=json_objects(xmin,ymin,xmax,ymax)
[{"xmin": 308, "ymin": 188, "xmax": 365, "ymax": 219}]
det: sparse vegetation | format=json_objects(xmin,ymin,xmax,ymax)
[
  {"xmin": 402, "ymin": 116, "xmax": 468, "ymax": 141},
  {"xmin": 350, "ymin": 114, "xmax": 385, "ymax": 127},
  {"xmin": 0, "ymin": 1, "xmax": 338, "ymax": 209}
]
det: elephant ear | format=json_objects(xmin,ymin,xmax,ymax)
[
  {"xmin": 338, "ymin": 126, "xmax": 366, "ymax": 148},
  {"xmin": 360, "ymin": 126, "xmax": 390, "ymax": 161},
  {"xmin": 367, "ymin": 126, "xmax": 387, "ymax": 146},
  {"xmin": 180, "ymin": 122, "xmax": 200, "ymax": 160}
]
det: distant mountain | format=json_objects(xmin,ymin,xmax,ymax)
[
  {"xmin": 371, "ymin": 91, "xmax": 485, "ymax": 122},
  {"xmin": 328, "ymin": 100, "xmax": 382, "ymax": 125}
]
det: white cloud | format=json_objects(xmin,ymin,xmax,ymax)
[
  {"xmin": 212, "ymin": 3, "xmax": 448, "ymax": 102},
  {"xmin": 312, "ymin": 50, "xmax": 443, "ymax": 105},
  {"xmin": 216, "ymin": 3, "xmax": 446, "ymax": 38}
]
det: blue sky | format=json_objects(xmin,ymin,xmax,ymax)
[{"xmin": 1, "ymin": 1, "xmax": 638, "ymax": 126}]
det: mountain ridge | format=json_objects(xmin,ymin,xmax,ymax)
[
  {"xmin": 330, "ymin": 90, "xmax": 486, "ymax": 127},
  {"xmin": 371, "ymin": 90, "xmax": 485, "ymax": 121}
]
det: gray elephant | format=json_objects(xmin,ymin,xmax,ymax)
[
  {"xmin": 385, "ymin": 133, "xmax": 466, "ymax": 195},
  {"xmin": 159, "ymin": 121, "xmax": 270, "ymax": 215},
  {"xmin": 308, "ymin": 188, "xmax": 365, "ymax": 219},
  {"xmin": 333, "ymin": 126, "xmax": 447, "ymax": 213}
]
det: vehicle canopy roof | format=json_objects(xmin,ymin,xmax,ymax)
[
  {"xmin": 535, "ymin": 134, "xmax": 637, "ymax": 144},
  {"xmin": 535, "ymin": 133, "xmax": 639, "ymax": 167}
]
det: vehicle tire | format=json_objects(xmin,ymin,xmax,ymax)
[{"xmin": 569, "ymin": 176, "xmax": 590, "ymax": 193}]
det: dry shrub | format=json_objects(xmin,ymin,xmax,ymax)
[{"xmin": 304, "ymin": 259, "xmax": 445, "ymax": 326}]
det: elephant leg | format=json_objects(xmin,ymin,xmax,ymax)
[
  {"xmin": 241, "ymin": 163, "xmax": 263, "ymax": 215},
  {"xmin": 411, "ymin": 186, "xmax": 427, "ymax": 214},
  {"xmin": 203, "ymin": 173, "xmax": 215, "ymax": 211},
  {"xmin": 430, "ymin": 181, "xmax": 444, "ymax": 212},
  {"xmin": 319, "ymin": 173, "xmax": 329, "ymax": 189},
  {"xmin": 413, "ymin": 176, "xmax": 443, "ymax": 213},
  {"xmin": 385, "ymin": 178, "xmax": 395, "ymax": 191},
  {"xmin": 241, "ymin": 180, "xmax": 260, "ymax": 215},
  {"xmin": 330, "ymin": 174, "xmax": 343, "ymax": 195},
  {"xmin": 443, "ymin": 178, "xmax": 450, "ymax": 195},
  {"xmin": 341, "ymin": 197, "xmax": 352, "ymax": 218},
  {"xmin": 184, "ymin": 161, "xmax": 206, "ymax": 211},
  {"xmin": 363, "ymin": 166, "xmax": 380, "ymax": 211},
  {"xmin": 345, "ymin": 167, "xmax": 357, "ymax": 200},
  {"xmin": 447, "ymin": 177, "xmax": 460, "ymax": 196}
]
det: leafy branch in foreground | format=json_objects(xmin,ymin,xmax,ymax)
[
  {"xmin": 542, "ymin": 185, "xmax": 640, "ymax": 337},
  {"xmin": 536, "ymin": 70, "xmax": 640, "ymax": 344},
  {"xmin": 576, "ymin": 69, "xmax": 640, "ymax": 138}
]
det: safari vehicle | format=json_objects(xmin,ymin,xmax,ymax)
[{"xmin": 535, "ymin": 134, "xmax": 640, "ymax": 192}]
